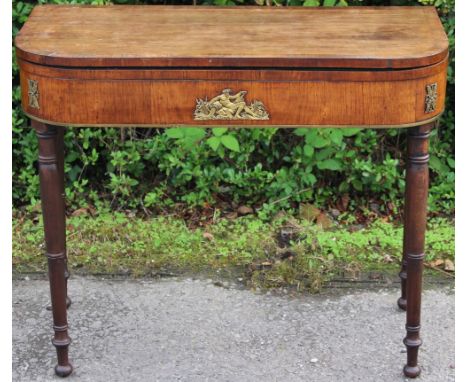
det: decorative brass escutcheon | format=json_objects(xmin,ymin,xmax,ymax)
[
  {"xmin": 28, "ymin": 79, "xmax": 40, "ymax": 109},
  {"xmin": 424, "ymin": 83, "xmax": 437, "ymax": 113},
  {"xmin": 194, "ymin": 89, "xmax": 269, "ymax": 120}
]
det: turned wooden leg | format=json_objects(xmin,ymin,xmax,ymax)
[
  {"xmin": 34, "ymin": 121, "xmax": 73, "ymax": 377},
  {"xmin": 402, "ymin": 123, "xmax": 432, "ymax": 378},
  {"xmin": 46, "ymin": 126, "xmax": 71, "ymax": 310},
  {"xmin": 398, "ymin": 141, "xmax": 411, "ymax": 311}
]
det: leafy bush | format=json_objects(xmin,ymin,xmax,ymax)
[{"xmin": 12, "ymin": 0, "xmax": 455, "ymax": 218}]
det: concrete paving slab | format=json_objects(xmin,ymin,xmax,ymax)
[{"xmin": 12, "ymin": 276, "xmax": 454, "ymax": 382}]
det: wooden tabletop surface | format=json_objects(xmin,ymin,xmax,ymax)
[{"xmin": 15, "ymin": 5, "xmax": 448, "ymax": 69}]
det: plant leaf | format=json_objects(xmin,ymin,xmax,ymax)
[
  {"xmin": 303, "ymin": 0, "xmax": 320, "ymax": 6},
  {"xmin": 317, "ymin": 159, "xmax": 343, "ymax": 171},
  {"xmin": 221, "ymin": 135, "xmax": 240, "ymax": 152},
  {"xmin": 165, "ymin": 128, "xmax": 184, "ymax": 139},
  {"xmin": 323, "ymin": 0, "xmax": 336, "ymax": 6},
  {"xmin": 184, "ymin": 128, "xmax": 206, "ymax": 140},
  {"xmin": 303, "ymin": 145, "xmax": 314, "ymax": 157},
  {"xmin": 342, "ymin": 128, "xmax": 361, "ymax": 137},
  {"xmin": 311, "ymin": 136, "xmax": 329, "ymax": 148},
  {"xmin": 294, "ymin": 128, "xmax": 308, "ymax": 136},
  {"xmin": 207, "ymin": 136, "xmax": 221, "ymax": 151},
  {"xmin": 315, "ymin": 147, "xmax": 334, "ymax": 161},
  {"xmin": 329, "ymin": 129, "xmax": 343, "ymax": 145},
  {"xmin": 213, "ymin": 128, "xmax": 228, "ymax": 137}
]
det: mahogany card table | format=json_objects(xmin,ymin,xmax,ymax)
[{"xmin": 15, "ymin": 5, "xmax": 448, "ymax": 379}]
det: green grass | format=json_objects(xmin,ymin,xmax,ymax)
[{"xmin": 12, "ymin": 212, "xmax": 454, "ymax": 292}]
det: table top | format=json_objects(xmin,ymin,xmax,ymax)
[{"xmin": 15, "ymin": 5, "xmax": 448, "ymax": 69}]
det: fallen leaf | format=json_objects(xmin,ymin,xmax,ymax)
[
  {"xmin": 237, "ymin": 205, "xmax": 253, "ymax": 216},
  {"xmin": 338, "ymin": 194, "xmax": 350, "ymax": 211},
  {"xmin": 87, "ymin": 205, "xmax": 97, "ymax": 216},
  {"xmin": 349, "ymin": 224, "xmax": 365, "ymax": 232},
  {"xmin": 224, "ymin": 212, "xmax": 238, "ymax": 220},
  {"xmin": 429, "ymin": 259, "xmax": 444, "ymax": 267},
  {"xmin": 272, "ymin": 210, "xmax": 288, "ymax": 221},
  {"xmin": 125, "ymin": 210, "xmax": 136, "ymax": 218},
  {"xmin": 369, "ymin": 272, "xmax": 383, "ymax": 280},
  {"xmin": 383, "ymin": 254, "xmax": 393, "ymax": 263},
  {"xmin": 31, "ymin": 202, "xmax": 42, "ymax": 213},
  {"xmin": 299, "ymin": 203, "xmax": 321, "ymax": 221},
  {"xmin": 202, "ymin": 232, "xmax": 214, "ymax": 241},
  {"xmin": 71, "ymin": 208, "xmax": 88, "ymax": 217},
  {"xmin": 444, "ymin": 259, "xmax": 455, "ymax": 272},
  {"xmin": 316, "ymin": 213, "xmax": 332, "ymax": 229}
]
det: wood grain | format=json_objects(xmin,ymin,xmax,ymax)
[
  {"xmin": 19, "ymin": 57, "xmax": 447, "ymax": 127},
  {"xmin": 15, "ymin": 5, "xmax": 448, "ymax": 69}
]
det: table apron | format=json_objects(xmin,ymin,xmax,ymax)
[{"xmin": 20, "ymin": 64, "xmax": 446, "ymax": 128}]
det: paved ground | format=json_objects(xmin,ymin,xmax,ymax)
[{"xmin": 13, "ymin": 276, "xmax": 454, "ymax": 382}]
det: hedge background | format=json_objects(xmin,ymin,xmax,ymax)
[{"xmin": 12, "ymin": 0, "xmax": 455, "ymax": 220}]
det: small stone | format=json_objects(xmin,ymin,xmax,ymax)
[
  {"xmin": 310, "ymin": 358, "xmax": 318, "ymax": 363},
  {"xmin": 370, "ymin": 203, "xmax": 380, "ymax": 213},
  {"xmin": 24, "ymin": 276, "xmax": 30, "ymax": 281},
  {"xmin": 330, "ymin": 208, "xmax": 340, "ymax": 218},
  {"xmin": 444, "ymin": 259, "xmax": 455, "ymax": 272},
  {"xmin": 382, "ymin": 254, "xmax": 393, "ymax": 263}
]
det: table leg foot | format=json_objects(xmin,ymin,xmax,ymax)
[
  {"xmin": 55, "ymin": 363, "xmax": 73, "ymax": 378},
  {"xmin": 397, "ymin": 297, "xmax": 407, "ymax": 311},
  {"xmin": 403, "ymin": 365, "xmax": 421, "ymax": 378}
]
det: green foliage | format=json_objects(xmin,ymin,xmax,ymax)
[
  {"xmin": 12, "ymin": 0, "xmax": 455, "ymax": 217},
  {"xmin": 13, "ymin": 212, "xmax": 455, "ymax": 290}
]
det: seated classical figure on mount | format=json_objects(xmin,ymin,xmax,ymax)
[{"xmin": 194, "ymin": 89, "xmax": 269, "ymax": 120}]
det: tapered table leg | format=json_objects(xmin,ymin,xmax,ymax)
[
  {"xmin": 402, "ymin": 122, "xmax": 432, "ymax": 378},
  {"xmin": 46, "ymin": 126, "xmax": 71, "ymax": 311},
  {"xmin": 55, "ymin": 127, "xmax": 71, "ymax": 308},
  {"xmin": 398, "ymin": 135, "xmax": 412, "ymax": 311},
  {"xmin": 33, "ymin": 121, "xmax": 73, "ymax": 377}
]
